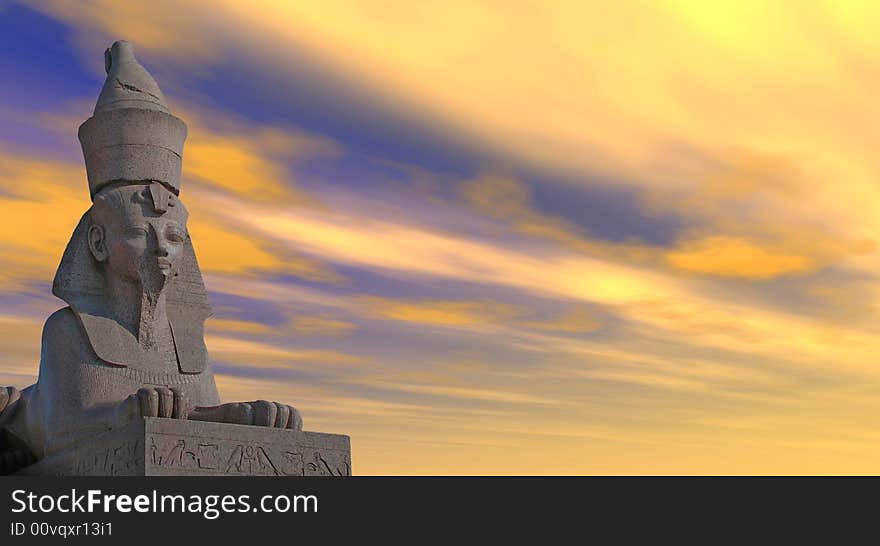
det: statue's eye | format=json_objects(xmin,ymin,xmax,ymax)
[
  {"xmin": 166, "ymin": 228, "xmax": 185, "ymax": 244},
  {"xmin": 126, "ymin": 227, "xmax": 148, "ymax": 238}
]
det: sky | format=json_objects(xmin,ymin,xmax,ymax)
[{"xmin": 1, "ymin": 1, "xmax": 880, "ymax": 474}]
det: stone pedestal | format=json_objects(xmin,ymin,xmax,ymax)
[{"xmin": 16, "ymin": 417, "xmax": 351, "ymax": 476}]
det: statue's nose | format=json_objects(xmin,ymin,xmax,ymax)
[
  {"xmin": 148, "ymin": 226, "xmax": 170, "ymax": 256},
  {"xmin": 155, "ymin": 238, "xmax": 170, "ymax": 256}
]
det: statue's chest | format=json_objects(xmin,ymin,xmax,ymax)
[
  {"xmin": 72, "ymin": 322, "xmax": 218, "ymax": 404},
  {"xmin": 75, "ymin": 312, "xmax": 185, "ymax": 373},
  {"xmin": 77, "ymin": 357, "xmax": 219, "ymax": 407},
  {"xmin": 125, "ymin": 338, "xmax": 180, "ymax": 375},
  {"xmin": 127, "ymin": 326, "xmax": 180, "ymax": 373},
  {"xmin": 75, "ymin": 311, "xmax": 208, "ymax": 375}
]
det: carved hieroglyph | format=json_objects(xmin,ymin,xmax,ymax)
[
  {"xmin": 0, "ymin": 41, "xmax": 350, "ymax": 475},
  {"xmin": 16, "ymin": 418, "xmax": 351, "ymax": 477}
]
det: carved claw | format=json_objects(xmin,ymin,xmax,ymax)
[{"xmin": 134, "ymin": 386, "xmax": 189, "ymax": 419}]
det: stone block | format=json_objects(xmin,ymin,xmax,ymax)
[{"xmin": 15, "ymin": 417, "xmax": 351, "ymax": 476}]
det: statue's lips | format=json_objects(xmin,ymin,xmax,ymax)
[{"xmin": 156, "ymin": 258, "xmax": 172, "ymax": 271}]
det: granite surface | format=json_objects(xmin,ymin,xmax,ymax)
[{"xmin": 16, "ymin": 418, "xmax": 351, "ymax": 477}]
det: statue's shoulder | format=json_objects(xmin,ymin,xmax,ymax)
[
  {"xmin": 42, "ymin": 307, "xmax": 89, "ymax": 352},
  {"xmin": 38, "ymin": 307, "xmax": 94, "ymax": 372},
  {"xmin": 43, "ymin": 307, "xmax": 79, "ymax": 337}
]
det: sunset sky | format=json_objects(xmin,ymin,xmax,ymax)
[{"xmin": 2, "ymin": 1, "xmax": 880, "ymax": 474}]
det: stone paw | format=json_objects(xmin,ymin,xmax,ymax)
[
  {"xmin": 224, "ymin": 400, "xmax": 303, "ymax": 430},
  {"xmin": 135, "ymin": 386, "xmax": 189, "ymax": 419}
]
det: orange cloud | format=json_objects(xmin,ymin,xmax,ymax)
[
  {"xmin": 0, "ymin": 153, "xmax": 88, "ymax": 289},
  {"xmin": 0, "ymin": 314, "xmax": 43, "ymax": 383},
  {"xmin": 179, "ymin": 105, "xmax": 340, "ymax": 203},
  {"xmin": 666, "ymin": 235, "xmax": 814, "ymax": 279},
  {"xmin": 357, "ymin": 296, "xmax": 520, "ymax": 327},
  {"xmin": 206, "ymin": 319, "xmax": 275, "ymax": 335},
  {"xmin": 186, "ymin": 217, "xmax": 341, "ymax": 281}
]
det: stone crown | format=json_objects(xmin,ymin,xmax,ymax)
[{"xmin": 78, "ymin": 41, "xmax": 187, "ymax": 200}]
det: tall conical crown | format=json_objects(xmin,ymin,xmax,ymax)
[
  {"xmin": 78, "ymin": 41, "xmax": 187, "ymax": 199},
  {"xmin": 94, "ymin": 40, "xmax": 169, "ymax": 114}
]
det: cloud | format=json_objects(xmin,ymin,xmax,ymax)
[
  {"xmin": 206, "ymin": 318, "xmax": 274, "ymax": 336},
  {"xmin": 460, "ymin": 174, "xmax": 661, "ymax": 264},
  {"xmin": 666, "ymin": 235, "xmax": 815, "ymax": 279},
  {"xmin": 22, "ymin": 1, "xmax": 880, "ymax": 287},
  {"xmin": 0, "ymin": 314, "xmax": 43, "ymax": 383},
  {"xmin": 205, "ymin": 335, "xmax": 370, "ymax": 371},
  {"xmin": 353, "ymin": 380, "xmax": 565, "ymax": 406},
  {"xmin": 289, "ymin": 315, "xmax": 358, "ymax": 337},
  {"xmin": 22, "ymin": 1, "xmax": 880, "ymax": 246},
  {"xmin": 215, "ymin": 193, "xmax": 681, "ymax": 307},
  {"xmin": 179, "ymin": 105, "xmax": 340, "ymax": 203},
  {"xmin": 520, "ymin": 305, "xmax": 602, "ymax": 334},
  {"xmin": 188, "ymin": 185, "xmax": 880, "ymax": 380},
  {"xmin": 356, "ymin": 294, "xmax": 603, "ymax": 336},
  {"xmin": 186, "ymin": 217, "xmax": 341, "ymax": 281},
  {"xmin": 357, "ymin": 296, "xmax": 520, "ymax": 327},
  {"xmin": 12, "ymin": 0, "xmax": 880, "ymax": 474},
  {"xmin": 640, "ymin": 147, "xmax": 878, "ymax": 279},
  {"xmin": 0, "ymin": 153, "xmax": 87, "ymax": 290},
  {"xmin": 460, "ymin": 167, "xmax": 876, "ymax": 282},
  {"xmin": 21, "ymin": 0, "xmax": 230, "ymax": 73}
]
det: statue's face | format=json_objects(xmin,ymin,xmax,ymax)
[{"xmin": 88, "ymin": 183, "xmax": 189, "ymax": 290}]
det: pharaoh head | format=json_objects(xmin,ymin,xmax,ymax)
[
  {"xmin": 71, "ymin": 39, "xmax": 190, "ymax": 300},
  {"xmin": 51, "ymin": 40, "xmax": 211, "ymax": 373},
  {"xmin": 88, "ymin": 182, "xmax": 188, "ymax": 296}
]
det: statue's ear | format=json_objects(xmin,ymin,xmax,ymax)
[{"xmin": 87, "ymin": 224, "xmax": 108, "ymax": 262}]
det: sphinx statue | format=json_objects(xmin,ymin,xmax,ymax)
[{"xmin": 0, "ymin": 41, "xmax": 303, "ymax": 475}]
